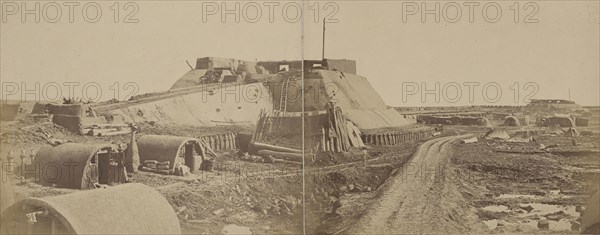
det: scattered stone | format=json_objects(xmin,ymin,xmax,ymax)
[
  {"xmin": 339, "ymin": 186, "xmax": 347, "ymax": 191},
  {"xmin": 176, "ymin": 206, "xmax": 187, "ymax": 214},
  {"xmin": 544, "ymin": 211, "xmax": 567, "ymax": 221},
  {"xmin": 520, "ymin": 205, "xmax": 534, "ymax": 213},
  {"xmin": 547, "ymin": 143, "xmax": 559, "ymax": 148},
  {"xmin": 355, "ymin": 183, "xmax": 364, "ymax": 191},
  {"xmin": 261, "ymin": 155, "xmax": 275, "ymax": 163},
  {"xmin": 539, "ymin": 144, "xmax": 546, "ymax": 150},
  {"xmin": 213, "ymin": 208, "xmax": 225, "ymax": 216},
  {"xmin": 537, "ymin": 219, "xmax": 550, "ymax": 230},
  {"xmin": 531, "ymin": 190, "xmax": 547, "ymax": 196},
  {"xmin": 496, "ymin": 220, "xmax": 505, "ymax": 227}
]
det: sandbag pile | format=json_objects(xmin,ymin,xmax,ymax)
[
  {"xmin": 139, "ymin": 160, "xmax": 189, "ymax": 176},
  {"xmin": 82, "ymin": 123, "xmax": 132, "ymax": 136}
]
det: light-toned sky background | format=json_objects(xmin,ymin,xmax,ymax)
[{"xmin": 1, "ymin": 1, "xmax": 598, "ymax": 106}]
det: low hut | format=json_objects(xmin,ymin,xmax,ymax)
[
  {"xmin": 492, "ymin": 113, "xmax": 509, "ymax": 120},
  {"xmin": 518, "ymin": 115, "xmax": 531, "ymax": 125},
  {"xmin": 417, "ymin": 115, "xmax": 435, "ymax": 124},
  {"xmin": 545, "ymin": 123, "xmax": 565, "ymax": 135},
  {"xmin": 575, "ymin": 117, "xmax": 589, "ymax": 127},
  {"xmin": 137, "ymin": 135, "xmax": 205, "ymax": 172},
  {"xmin": 460, "ymin": 117, "xmax": 478, "ymax": 126},
  {"xmin": 434, "ymin": 117, "xmax": 452, "ymax": 125},
  {"xmin": 548, "ymin": 116, "xmax": 575, "ymax": 128},
  {"xmin": 30, "ymin": 102, "xmax": 49, "ymax": 114},
  {"xmin": 0, "ymin": 183, "xmax": 181, "ymax": 234},
  {"xmin": 504, "ymin": 116, "xmax": 521, "ymax": 126},
  {"xmin": 449, "ymin": 116, "xmax": 461, "ymax": 125},
  {"xmin": 0, "ymin": 103, "xmax": 33, "ymax": 121},
  {"xmin": 476, "ymin": 117, "xmax": 491, "ymax": 127},
  {"xmin": 537, "ymin": 117, "xmax": 550, "ymax": 127},
  {"xmin": 33, "ymin": 143, "xmax": 126, "ymax": 189}
]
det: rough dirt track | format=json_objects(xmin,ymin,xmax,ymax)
[{"xmin": 346, "ymin": 135, "xmax": 471, "ymax": 234}]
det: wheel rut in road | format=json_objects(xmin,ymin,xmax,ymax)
[{"xmin": 345, "ymin": 135, "xmax": 471, "ymax": 234}]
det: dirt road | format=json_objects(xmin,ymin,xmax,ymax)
[{"xmin": 346, "ymin": 135, "xmax": 471, "ymax": 234}]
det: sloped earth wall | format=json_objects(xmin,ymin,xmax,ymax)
[
  {"xmin": 263, "ymin": 69, "xmax": 411, "ymax": 130},
  {"xmin": 105, "ymin": 83, "xmax": 274, "ymax": 127},
  {"xmin": 105, "ymin": 69, "xmax": 410, "ymax": 129},
  {"xmin": 304, "ymin": 70, "xmax": 411, "ymax": 129},
  {"xmin": 170, "ymin": 69, "xmax": 210, "ymax": 90}
]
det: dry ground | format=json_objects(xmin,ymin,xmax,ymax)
[{"xmin": 2, "ymin": 115, "xmax": 599, "ymax": 234}]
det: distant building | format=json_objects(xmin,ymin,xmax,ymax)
[{"xmin": 525, "ymin": 99, "xmax": 583, "ymax": 112}]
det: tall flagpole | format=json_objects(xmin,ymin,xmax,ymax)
[{"xmin": 322, "ymin": 18, "xmax": 326, "ymax": 61}]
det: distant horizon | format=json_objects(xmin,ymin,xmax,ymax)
[
  {"xmin": 1, "ymin": 55, "xmax": 597, "ymax": 106},
  {"xmin": 1, "ymin": 1, "xmax": 598, "ymax": 106},
  {"xmin": 3, "ymin": 96, "xmax": 599, "ymax": 108}
]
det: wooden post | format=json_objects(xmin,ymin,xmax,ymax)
[
  {"xmin": 51, "ymin": 218, "xmax": 57, "ymax": 234},
  {"xmin": 217, "ymin": 134, "xmax": 223, "ymax": 151}
]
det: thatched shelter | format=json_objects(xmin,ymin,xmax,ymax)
[
  {"xmin": 137, "ymin": 135, "xmax": 204, "ymax": 171},
  {"xmin": 0, "ymin": 183, "xmax": 181, "ymax": 234},
  {"xmin": 33, "ymin": 143, "xmax": 126, "ymax": 189}
]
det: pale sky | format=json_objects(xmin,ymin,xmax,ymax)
[{"xmin": 1, "ymin": 1, "xmax": 598, "ymax": 106}]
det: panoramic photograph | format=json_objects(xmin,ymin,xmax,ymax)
[{"xmin": 0, "ymin": 0, "xmax": 599, "ymax": 234}]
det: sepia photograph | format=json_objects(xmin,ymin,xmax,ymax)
[{"xmin": 0, "ymin": 0, "xmax": 599, "ymax": 234}]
